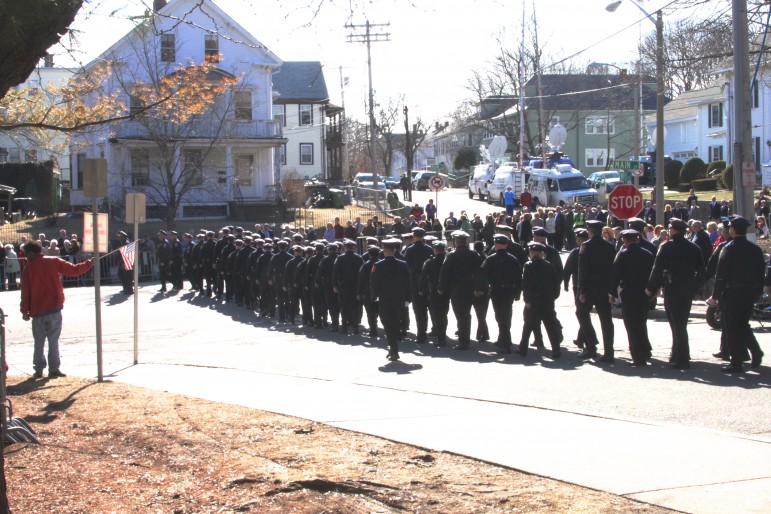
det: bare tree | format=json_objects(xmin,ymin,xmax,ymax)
[{"xmin": 373, "ymin": 97, "xmax": 402, "ymax": 177}]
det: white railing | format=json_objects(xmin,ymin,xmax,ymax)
[{"xmin": 115, "ymin": 119, "xmax": 282, "ymax": 140}]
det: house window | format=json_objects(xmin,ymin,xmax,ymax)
[
  {"xmin": 752, "ymin": 79, "xmax": 759, "ymax": 109},
  {"xmin": 300, "ymin": 143, "xmax": 314, "ymax": 165},
  {"xmin": 0, "ymin": 148, "xmax": 6, "ymax": 163},
  {"xmin": 273, "ymin": 105, "xmax": 285, "ymax": 127},
  {"xmin": 234, "ymin": 91, "xmax": 252, "ymax": 121},
  {"xmin": 754, "ymin": 136, "xmax": 761, "ymax": 167},
  {"xmin": 24, "ymin": 149, "xmax": 38, "ymax": 162},
  {"xmin": 160, "ymin": 33, "xmax": 175, "ymax": 62},
  {"xmin": 279, "ymin": 144, "xmax": 286, "ymax": 165},
  {"xmin": 131, "ymin": 150, "xmax": 150, "ymax": 187},
  {"xmin": 299, "ymin": 104, "xmax": 312, "ymax": 126},
  {"xmin": 8, "ymin": 148, "xmax": 20, "ymax": 162},
  {"xmin": 235, "ymin": 155, "xmax": 253, "ymax": 186},
  {"xmin": 585, "ymin": 148, "xmax": 614, "ymax": 167},
  {"xmin": 76, "ymin": 152, "xmax": 86, "ymax": 190},
  {"xmin": 708, "ymin": 145, "xmax": 724, "ymax": 162},
  {"xmin": 183, "ymin": 149, "xmax": 203, "ymax": 186},
  {"xmin": 585, "ymin": 115, "xmax": 615, "ymax": 135},
  {"xmin": 708, "ymin": 103, "xmax": 723, "ymax": 128},
  {"xmin": 204, "ymin": 34, "xmax": 220, "ymax": 63}
]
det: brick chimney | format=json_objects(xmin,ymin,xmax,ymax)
[
  {"xmin": 154, "ymin": 0, "xmax": 167, "ymax": 12},
  {"xmin": 43, "ymin": 54, "xmax": 54, "ymax": 68}
]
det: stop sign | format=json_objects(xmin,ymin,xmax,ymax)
[{"xmin": 607, "ymin": 184, "xmax": 644, "ymax": 220}]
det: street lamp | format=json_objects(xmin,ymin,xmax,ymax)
[{"xmin": 607, "ymin": 0, "xmax": 665, "ymax": 226}]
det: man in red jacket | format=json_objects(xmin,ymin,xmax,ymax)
[{"xmin": 20, "ymin": 241, "xmax": 94, "ymax": 379}]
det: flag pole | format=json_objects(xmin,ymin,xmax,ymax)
[{"xmin": 133, "ymin": 196, "xmax": 139, "ymax": 365}]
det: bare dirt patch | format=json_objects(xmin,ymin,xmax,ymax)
[{"xmin": 3, "ymin": 376, "xmax": 670, "ymax": 513}]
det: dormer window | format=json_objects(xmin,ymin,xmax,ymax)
[
  {"xmin": 204, "ymin": 34, "xmax": 220, "ymax": 63},
  {"xmin": 160, "ymin": 33, "xmax": 175, "ymax": 62}
]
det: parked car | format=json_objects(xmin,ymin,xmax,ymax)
[
  {"xmin": 527, "ymin": 164, "xmax": 599, "ymax": 207},
  {"xmin": 382, "ymin": 176, "xmax": 399, "ymax": 189},
  {"xmin": 412, "ymin": 171, "xmax": 441, "ymax": 191},
  {"xmin": 352, "ymin": 173, "xmax": 387, "ymax": 190},
  {"xmin": 588, "ymin": 170, "xmax": 624, "ymax": 193}
]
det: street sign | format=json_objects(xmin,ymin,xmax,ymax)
[
  {"xmin": 82, "ymin": 212, "xmax": 109, "ymax": 253},
  {"xmin": 429, "ymin": 175, "xmax": 445, "ymax": 191},
  {"xmin": 615, "ymin": 160, "xmax": 640, "ymax": 171},
  {"xmin": 607, "ymin": 184, "xmax": 644, "ymax": 220},
  {"xmin": 742, "ymin": 161, "xmax": 757, "ymax": 187}
]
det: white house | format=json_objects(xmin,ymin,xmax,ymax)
[
  {"xmin": 645, "ymin": 65, "xmax": 771, "ymax": 172},
  {"xmin": 0, "ymin": 59, "xmax": 74, "ymax": 178},
  {"xmin": 69, "ymin": 0, "xmax": 285, "ymax": 218}
]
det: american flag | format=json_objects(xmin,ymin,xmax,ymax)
[{"xmin": 119, "ymin": 241, "xmax": 137, "ymax": 270}]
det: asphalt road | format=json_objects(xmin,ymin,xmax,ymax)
[{"xmin": 409, "ymin": 186, "xmax": 505, "ymax": 220}]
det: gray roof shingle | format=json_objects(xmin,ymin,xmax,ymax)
[{"xmin": 272, "ymin": 61, "xmax": 329, "ymax": 103}]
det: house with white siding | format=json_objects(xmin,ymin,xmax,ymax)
[{"xmin": 69, "ymin": 0, "xmax": 285, "ymax": 219}]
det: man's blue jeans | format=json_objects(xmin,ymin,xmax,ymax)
[{"xmin": 32, "ymin": 310, "xmax": 63, "ymax": 372}]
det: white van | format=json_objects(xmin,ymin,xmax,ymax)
[
  {"xmin": 527, "ymin": 164, "xmax": 599, "ymax": 207},
  {"xmin": 485, "ymin": 163, "xmax": 528, "ymax": 206},
  {"xmin": 467, "ymin": 163, "xmax": 495, "ymax": 200}
]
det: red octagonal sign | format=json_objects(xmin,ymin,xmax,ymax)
[{"xmin": 607, "ymin": 184, "xmax": 644, "ymax": 220}]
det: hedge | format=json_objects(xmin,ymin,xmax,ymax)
[
  {"xmin": 664, "ymin": 159, "xmax": 684, "ymax": 189},
  {"xmin": 677, "ymin": 182, "xmax": 692, "ymax": 193},
  {"xmin": 691, "ymin": 178, "xmax": 718, "ymax": 191},
  {"xmin": 706, "ymin": 160, "xmax": 726, "ymax": 176},
  {"xmin": 680, "ymin": 157, "xmax": 707, "ymax": 184},
  {"xmin": 720, "ymin": 164, "xmax": 734, "ymax": 190}
]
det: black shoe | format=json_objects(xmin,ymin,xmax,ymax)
[
  {"xmin": 478, "ymin": 335, "xmax": 490, "ymax": 342},
  {"xmin": 628, "ymin": 361, "xmax": 648, "ymax": 367},
  {"xmin": 516, "ymin": 348, "xmax": 527, "ymax": 357},
  {"xmin": 572, "ymin": 339, "xmax": 585, "ymax": 349},
  {"xmin": 435, "ymin": 341, "xmax": 446, "ymax": 347},
  {"xmin": 752, "ymin": 351, "xmax": 764, "ymax": 369},
  {"xmin": 454, "ymin": 344, "xmax": 470, "ymax": 351},
  {"xmin": 530, "ymin": 341, "xmax": 545, "ymax": 349},
  {"xmin": 32, "ymin": 370, "xmax": 43, "ymax": 379},
  {"xmin": 713, "ymin": 352, "xmax": 730, "ymax": 361},
  {"xmin": 48, "ymin": 369, "xmax": 66, "ymax": 379},
  {"xmin": 331, "ymin": 326, "xmax": 339, "ymax": 332},
  {"xmin": 599, "ymin": 355, "xmax": 615, "ymax": 364},
  {"xmin": 416, "ymin": 338, "xmax": 427, "ymax": 345},
  {"xmin": 551, "ymin": 350, "xmax": 562, "ymax": 359},
  {"xmin": 387, "ymin": 351, "xmax": 400, "ymax": 361},
  {"xmin": 721, "ymin": 364, "xmax": 744, "ymax": 373},
  {"xmin": 578, "ymin": 349, "xmax": 597, "ymax": 359},
  {"xmin": 159, "ymin": 288, "xmax": 167, "ymax": 293},
  {"xmin": 671, "ymin": 362, "xmax": 691, "ymax": 370},
  {"xmin": 498, "ymin": 347, "xmax": 512, "ymax": 354}
]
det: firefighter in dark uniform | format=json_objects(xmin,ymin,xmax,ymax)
[
  {"xmin": 188, "ymin": 233, "xmax": 203, "ymax": 291},
  {"xmin": 306, "ymin": 242, "xmax": 327, "ymax": 328},
  {"xmin": 334, "ymin": 239, "xmax": 364, "ymax": 334},
  {"xmin": 213, "ymin": 227, "xmax": 230, "ymax": 297},
  {"xmin": 156, "ymin": 230, "xmax": 171, "ymax": 293},
  {"xmin": 255, "ymin": 242, "xmax": 274, "ymax": 315},
  {"xmin": 370, "ymin": 238, "xmax": 411, "ymax": 361},
  {"xmin": 437, "ymin": 230, "xmax": 484, "ymax": 350},
  {"xmin": 472, "ymin": 240, "xmax": 491, "ymax": 342},
  {"xmin": 316, "ymin": 242, "xmax": 340, "ymax": 331},
  {"xmin": 576, "ymin": 220, "xmax": 616, "ymax": 362},
  {"xmin": 610, "ymin": 229, "xmax": 655, "ymax": 366},
  {"xmin": 482, "ymin": 234, "xmax": 522, "ymax": 354},
  {"xmin": 234, "ymin": 236, "xmax": 254, "ymax": 307},
  {"xmin": 420, "ymin": 240, "xmax": 450, "ymax": 346},
  {"xmin": 183, "ymin": 233, "xmax": 195, "ymax": 288},
  {"xmin": 358, "ymin": 245, "xmax": 382, "ymax": 338},
  {"xmin": 284, "ymin": 245, "xmax": 305, "ymax": 324},
  {"xmin": 712, "ymin": 215, "xmax": 765, "ymax": 373},
  {"xmin": 268, "ymin": 240, "xmax": 292, "ymax": 322},
  {"xmin": 563, "ymin": 228, "xmax": 588, "ymax": 348},
  {"xmin": 518, "ymin": 242, "xmax": 563, "ymax": 358},
  {"xmin": 495, "ymin": 224, "xmax": 528, "ymax": 264},
  {"xmin": 198, "ymin": 231, "xmax": 216, "ymax": 297},
  {"xmin": 529, "ymin": 227, "xmax": 562, "ymax": 348},
  {"xmin": 404, "ymin": 227, "xmax": 434, "ymax": 343},
  {"xmin": 646, "ymin": 218, "xmax": 706, "ymax": 370},
  {"xmin": 169, "ymin": 231, "xmax": 184, "ymax": 290},
  {"xmin": 246, "ymin": 238, "xmax": 264, "ymax": 308},
  {"xmin": 224, "ymin": 238, "xmax": 242, "ymax": 302},
  {"xmin": 705, "ymin": 218, "xmax": 732, "ymax": 360},
  {"xmin": 294, "ymin": 246, "xmax": 313, "ymax": 325}
]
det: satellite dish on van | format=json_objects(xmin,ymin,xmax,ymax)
[
  {"xmin": 548, "ymin": 124, "xmax": 567, "ymax": 150},
  {"xmin": 487, "ymin": 136, "xmax": 508, "ymax": 162}
]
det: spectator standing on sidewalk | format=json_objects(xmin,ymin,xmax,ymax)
[{"xmin": 20, "ymin": 240, "xmax": 94, "ymax": 379}]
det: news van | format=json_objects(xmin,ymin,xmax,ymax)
[
  {"xmin": 467, "ymin": 163, "xmax": 495, "ymax": 200},
  {"xmin": 526, "ymin": 164, "xmax": 599, "ymax": 207},
  {"xmin": 485, "ymin": 163, "xmax": 528, "ymax": 206}
]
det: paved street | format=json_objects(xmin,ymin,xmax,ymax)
[{"xmin": 2, "ymin": 260, "xmax": 770, "ymax": 513}]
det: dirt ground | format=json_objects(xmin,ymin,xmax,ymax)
[{"xmin": 1, "ymin": 376, "xmax": 672, "ymax": 513}]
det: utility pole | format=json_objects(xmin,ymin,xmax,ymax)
[
  {"xmin": 731, "ymin": 0, "xmax": 754, "ymax": 227},
  {"xmin": 346, "ymin": 21, "xmax": 390, "ymax": 209},
  {"xmin": 339, "ymin": 66, "xmax": 349, "ymax": 182},
  {"xmin": 403, "ymin": 105, "xmax": 413, "ymax": 202}
]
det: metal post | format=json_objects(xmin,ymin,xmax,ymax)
[
  {"xmin": 654, "ymin": 10, "xmax": 665, "ymax": 226},
  {"xmin": 92, "ymin": 197, "xmax": 103, "ymax": 382},
  {"xmin": 133, "ymin": 197, "xmax": 139, "ymax": 365},
  {"xmin": 732, "ymin": 0, "xmax": 753, "ymax": 222},
  {"xmin": 365, "ymin": 22, "xmax": 380, "ymax": 208},
  {"xmin": 633, "ymin": 69, "xmax": 641, "ymax": 189}
]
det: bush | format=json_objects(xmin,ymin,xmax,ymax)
[
  {"xmin": 677, "ymin": 182, "xmax": 692, "ymax": 193},
  {"xmin": 720, "ymin": 164, "xmax": 734, "ymax": 191},
  {"xmin": 692, "ymin": 178, "xmax": 718, "ymax": 191},
  {"xmin": 706, "ymin": 160, "xmax": 726, "ymax": 177},
  {"xmin": 679, "ymin": 157, "xmax": 707, "ymax": 185},
  {"xmin": 664, "ymin": 159, "xmax": 684, "ymax": 189}
]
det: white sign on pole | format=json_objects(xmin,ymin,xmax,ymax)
[
  {"xmin": 761, "ymin": 164, "xmax": 771, "ymax": 188},
  {"xmin": 82, "ymin": 212, "xmax": 109, "ymax": 253},
  {"xmin": 429, "ymin": 175, "xmax": 445, "ymax": 191},
  {"xmin": 742, "ymin": 161, "xmax": 757, "ymax": 187}
]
